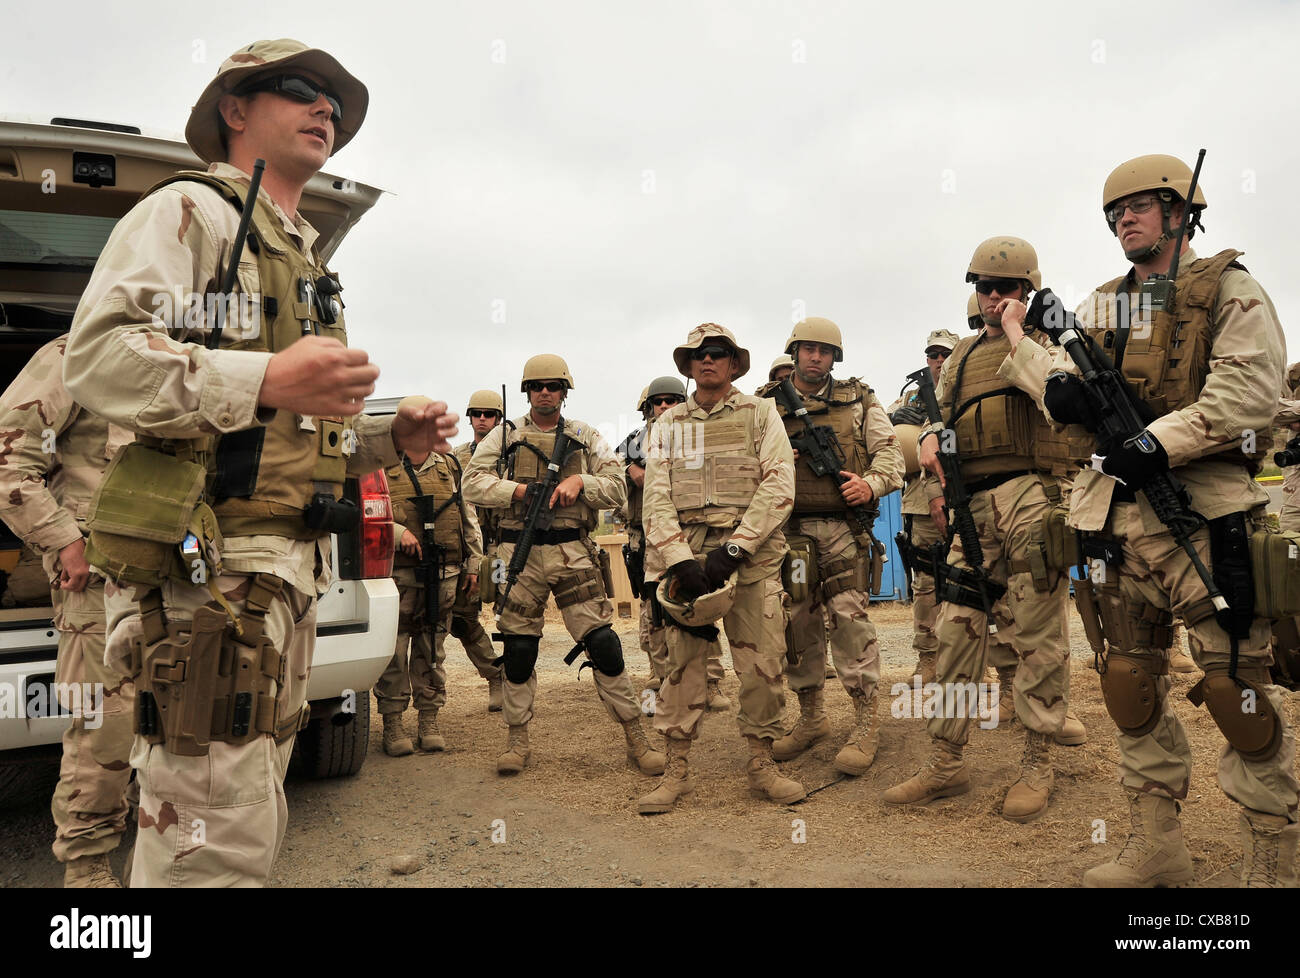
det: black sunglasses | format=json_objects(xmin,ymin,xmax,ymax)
[
  {"xmin": 650, "ymin": 395, "xmax": 684, "ymax": 407},
  {"xmin": 973, "ymin": 278, "xmax": 1023, "ymax": 296},
  {"xmin": 527, "ymin": 381, "xmax": 565, "ymax": 393},
  {"xmin": 237, "ymin": 74, "xmax": 343, "ymax": 124},
  {"xmin": 468, "ymin": 409, "xmax": 500, "ymax": 419},
  {"xmin": 926, "ymin": 350, "xmax": 949, "ymax": 360},
  {"xmin": 690, "ymin": 345, "xmax": 733, "ymax": 361}
]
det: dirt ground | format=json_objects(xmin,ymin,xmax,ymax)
[{"xmin": 2, "ymin": 601, "xmax": 1295, "ymax": 888}]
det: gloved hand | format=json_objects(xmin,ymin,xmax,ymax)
[
  {"xmin": 1100, "ymin": 430, "xmax": 1168, "ymax": 489},
  {"xmin": 670, "ymin": 559, "xmax": 711, "ymax": 601},
  {"xmin": 703, "ymin": 545, "xmax": 745, "ymax": 589},
  {"xmin": 889, "ymin": 405, "xmax": 927, "ymax": 426},
  {"xmin": 1043, "ymin": 373, "xmax": 1098, "ymax": 429}
]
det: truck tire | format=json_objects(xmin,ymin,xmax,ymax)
[
  {"xmin": 292, "ymin": 693, "xmax": 370, "ymax": 780},
  {"xmin": 0, "ymin": 749, "xmax": 61, "ymax": 810}
]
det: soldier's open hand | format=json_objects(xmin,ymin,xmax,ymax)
[
  {"xmin": 550, "ymin": 474, "xmax": 584, "ymax": 508},
  {"xmin": 260, "ymin": 336, "xmax": 380, "ymax": 417}
]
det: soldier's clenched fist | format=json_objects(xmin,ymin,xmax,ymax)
[{"xmin": 259, "ymin": 336, "xmax": 380, "ymax": 416}]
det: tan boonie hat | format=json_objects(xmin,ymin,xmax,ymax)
[
  {"xmin": 186, "ymin": 39, "xmax": 369, "ymax": 165},
  {"xmin": 672, "ymin": 323, "xmax": 750, "ymax": 381},
  {"xmin": 925, "ymin": 329, "xmax": 959, "ymax": 354}
]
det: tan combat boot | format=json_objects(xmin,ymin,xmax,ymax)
[
  {"xmin": 988, "ymin": 665, "xmax": 1017, "ymax": 728},
  {"xmin": 417, "ymin": 709, "xmax": 446, "ymax": 752},
  {"xmin": 1169, "ymin": 649, "xmax": 1198, "ymax": 674},
  {"xmin": 913, "ymin": 650, "xmax": 937, "ymax": 687},
  {"xmin": 637, "ymin": 738, "xmax": 693, "ymax": 814},
  {"xmin": 497, "ymin": 724, "xmax": 531, "ymax": 775},
  {"xmin": 744, "ymin": 736, "xmax": 807, "ymax": 804},
  {"xmin": 622, "ymin": 718, "xmax": 666, "ymax": 775},
  {"xmin": 487, "ymin": 676, "xmax": 503, "ymax": 713},
  {"xmin": 64, "ymin": 853, "xmax": 120, "ymax": 888},
  {"xmin": 881, "ymin": 737, "xmax": 970, "ymax": 806},
  {"xmin": 772, "ymin": 688, "xmax": 830, "ymax": 760},
  {"xmin": 1055, "ymin": 710, "xmax": 1087, "ymax": 746},
  {"xmin": 706, "ymin": 679, "xmax": 731, "ymax": 712},
  {"xmin": 1082, "ymin": 789, "xmax": 1194, "ymax": 887},
  {"xmin": 1002, "ymin": 729, "xmax": 1053, "ymax": 822},
  {"xmin": 645, "ymin": 653, "xmax": 663, "ymax": 691},
  {"xmin": 834, "ymin": 693, "xmax": 878, "ymax": 776},
  {"xmin": 382, "ymin": 712, "xmax": 413, "ymax": 757},
  {"xmin": 1240, "ymin": 808, "xmax": 1300, "ymax": 888}
]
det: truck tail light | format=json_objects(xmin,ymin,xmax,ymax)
[{"xmin": 358, "ymin": 469, "xmax": 394, "ymax": 580}]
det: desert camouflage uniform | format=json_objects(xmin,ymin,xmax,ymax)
[
  {"xmin": 462, "ymin": 414, "xmax": 642, "ymax": 727},
  {"xmin": 644, "ymin": 387, "xmax": 795, "ymax": 741},
  {"xmin": 0, "ymin": 337, "xmax": 135, "ymax": 866},
  {"xmin": 445, "ymin": 440, "xmax": 502, "ymax": 682},
  {"xmin": 1277, "ymin": 363, "xmax": 1300, "ymax": 534},
  {"xmin": 1010, "ymin": 249, "xmax": 1298, "ymax": 816},
  {"xmin": 377, "ymin": 452, "xmax": 483, "ymax": 715},
  {"xmin": 65, "ymin": 162, "xmax": 400, "ymax": 887}
]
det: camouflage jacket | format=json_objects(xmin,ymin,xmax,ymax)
[
  {"xmin": 454, "ymin": 438, "xmax": 500, "ymax": 548},
  {"xmin": 885, "ymin": 387, "xmax": 937, "ymax": 517}
]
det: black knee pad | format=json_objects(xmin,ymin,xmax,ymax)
[
  {"xmin": 582, "ymin": 624, "xmax": 624, "ymax": 676},
  {"xmin": 502, "ymin": 634, "xmax": 540, "ymax": 684},
  {"xmin": 449, "ymin": 615, "xmax": 471, "ymax": 641}
]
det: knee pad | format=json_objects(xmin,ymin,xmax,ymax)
[
  {"xmin": 1187, "ymin": 664, "xmax": 1283, "ymax": 762},
  {"xmin": 582, "ymin": 624, "xmax": 624, "ymax": 676},
  {"xmin": 1099, "ymin": 652, "xmax": 1166, "ymax": 737},
  {"xmin": 501, "ymin": 634, "xmax": 540, "ymax": 685},
  {"xmin": 449, "ymin": 615, "xmax": 470, "ymax": 641}
]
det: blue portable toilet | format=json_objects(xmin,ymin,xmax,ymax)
[{"xmin": 871, "ymin": 491, "xmax": 909, "ymax": 602}]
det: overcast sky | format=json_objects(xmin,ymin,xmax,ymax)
[{"xmin": 9, "ymin": 0, "xmax": 1300, "ymax": 448}]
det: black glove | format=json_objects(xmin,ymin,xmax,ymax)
[
  {"xmin": 890, "ymin": 405, "xmax": 927, "ymax": 426},
  {"xmin": 1043, "ymin": 373, "xmax": 1098, "ymax": 429},
  {"xmin": 670, "ymin": 559, "xmax": 711, "ymax": 601},
  {"xmin": 703, "ymin": 545, "xmax": 745, "ymax": 589},
  {"xmin": 1100, "ymin": 430, "xmax": 1168, "ymax": 490}
]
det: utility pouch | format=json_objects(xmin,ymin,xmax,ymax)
[
  {"xmin": 86, "ymin": 443, "xmax": 208, "ymax": 588},
  {"xmin": 781, "ymin": 534, "xmax": 819, "ymax": 604},
  {"xmin": 597, "ymin": 547, "xmax": 614, "ymax": 600},
  {"xmin": 1039, "ymin": 503, "xmax": 1078, "ymax": 574},
  {"xmin": 862, "ymin": 533, "xmax": 885, "ymax": 596},
  {"xmin": 479, "ymin": 552, "xmax": 498, "ymax": 606},
  {"xmin": 1269, "ymin": 616, "xmax": 1300, "ymax": 691},
  {"xmin": 1250, "ymin": 528, "xmax": 1300, "ymax": 619}
]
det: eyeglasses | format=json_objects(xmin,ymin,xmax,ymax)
[
  {"xmin": 973, "ymin": 278, "xmax": 1023, "ymax": 296},
  {"xmin": 236, "ymin": 74, "xmax": 343, "ymax": 124},
  {"xmin": 649, "ymin": 395, "xmax": 684, "ymax": 407},
  {"xmin": 468, "ymin": 409, "xmax": 500, "ymax": 419},
  {"xmin": 527, "ymin": 381, "xmax": 565, "ymax": 393},
  {"xmin": 690, "ymin": 345, "xmax": 733, "ymax": 361},
  {"xmin": 1104, "ymin": 194, "xmax": 1160, "ymax": 224},
  {"xmin": 926, "ymin": 350, "xmax": 949, "ymax": 360}
]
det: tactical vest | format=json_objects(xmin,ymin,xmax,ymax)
[
  {"xmin": 942, "ymin": 332, "xmax": 1089, "ymax": 480},
  {"xmin": 388, "ymin": 455, "xmax": 465, "ymax": 568},
  {"xmin": 761, "ymin": 377, "xmax": 870, "ymax": 514},
  {"xmin": 623, "ymin": 426, "xmax": 649, "ymax": 530},
  {"xmin": 663, "ymin": 403, "xmax": 762, "ymax": 526},
  {"xmin": 506, "ymin": 421, "xmax": 594, "ymax": 529},
  {"xmin": 1079, "ymin": 249, "xmax": 1264, "ymax": 468}
]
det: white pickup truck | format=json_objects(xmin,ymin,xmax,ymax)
[{"xmin": 0, "ymin": 118, "xmax": 399, "ymax": 805}]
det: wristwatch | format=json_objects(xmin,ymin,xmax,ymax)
[{"xmin": 724, "ymin": 542, "xmax": 744, "ymax": 560}]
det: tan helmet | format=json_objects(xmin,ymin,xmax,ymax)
[
  {"xmin": 768, "ymin": 354, "xmax": 794, "ymax": 381},
  {"xmin": 965, "ymin": 237, "xmax": 1041, "ymax": 291},
  {"xmin": 520, "ymin": 353, "xmax": 575, "ymax": 392},
  {"xmin": 1103, "ymin": 154, "xmax": 1208, "ymax": 225},
  {"xmin": 672, "ymin": 323, "xmax": 751, "ymax": 380},
  {"xmin": 636, "ymin": 385, "xmax": 651, "ymax": 414},
  {"xmin": 894, "ymin": 423, "xmax": 923, "ymax": 478},
  {"xmin": 966, "ymin": 293, "xmax": 980, "ymax": 328},
  {"xmin": 785, "ymin": 317, "xmax": 844, "ymax": 362},
  {"xmin": 925, "ymin": 329, "xmax": 959, "ymax": 353},
  {"xmin": 467, "ymin": 389, "xmax": 504, "ymax": 413},
  {"xmin": 185, "ymin": 39, "xmax": 370, "ymax": 165},
  {"xmin": 657, "ymin": 565, "xmax": 738, "ymax": 627}
]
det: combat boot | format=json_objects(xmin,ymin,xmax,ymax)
[
  {"xmin": 487, "ymin": 676, "xmax": 503, "ymax": 713},
  {"xmin": 497, "ymin": 724, "xmax": 531, "ymax": 775},
  {"xmin": 1054, "ymin": 710, "xmax": 1087, "ymax": 746},
  {"xmin": 382, "ymin": 712, "xmax": 413, "ymax": 757},
  {"xmin": 417, "ymin": 709, "xmax": 445, "ymax": 752},
  {"xmin": 913, "ymin": 650, "xmax": 937, "ymax": 686},
  {"xmin": 706, "ymin": 679, "xmax": 731, "ymax": 711},
  {"xmin": 1002, "ymin": 729, "xmax": 1053, "ymax": 822},
  {"xmin": 881, "ymin": 737, "xmax": 970, "ymax": 806},
  {"xmin": 64, "ymin": 853, "xmax": 120, "ymax": 888},
  {"xmin": 622, "ymin": 718, "xmax": 666, "ymax": 775},
  {"xmin": 772, "ymin": 689, "xmax": 830, "ymax": 760},
  {"xmin": 744, "ymin": 736, "xmax": 807, "ymax": 804},
  {"xmin": 645, "ymin": 653, "xmax": 662, "ymax": 691},
  {"xmin": 637, "ymin": 738, "xmax": 693, "ymax": 814},
  {"xmin": 1169, "ymin": 649, "xmax": 1198, "ymax": 674},
  {"xmin": 834, "ymin": 693, "xmax": 878, "ymax": 776},
  {"xmin": 1082, "ymin": 789, "xmax": 1194, "ymax": 887},
  {"xmin": 1240, "ymin": 808, "xmax": 1300, "ymax": 888},
  {"xmin": 987, "ymin": 665, "xmax": 1017, "ymax": 728}
]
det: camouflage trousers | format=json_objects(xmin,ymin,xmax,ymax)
[
  {"xmin": 495, "ymin": 536, "xmax": 640, "ymax": 726},
  {"xmin": 907, "ymin": 514, "xmax": 1019, "ymax": 671},
  {"xmin": 928, "ymin": 475, "xmax": 1070, "ymax": 745},
  {"xmin": 1101, "ymin": 502, "xmax": 1299, "ymax": 815},
  {"xmin": 1281, "ymin": 466, "xmax": 1300, "ymax": 534},
  {"xmin": 449, "ymin": 602, "xmax": 502, "ymax": 682},
  {"xmin": 376, "ymin": 570, "xmax": 461, "ymax": 714},
  {"xmin": 104, "ymin": 573, "xmax": 314, "ymax": 888},
  {"xmin": 784, "ymin": 517, "xmax": 879, "ymax": 700},
  {"xmin": 639, "ymin": 587, "xmax": 723, "ymax": 683},
  {"xmin": 49, "ymin": 574, "xmax": 134, "ymax": 863}
]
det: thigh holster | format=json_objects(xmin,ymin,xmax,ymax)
[
  {"xmin": 1099, "ymin": 651, "xmax": 1167, "ymax": 737},
  {"xmin": 821, "ymin": 551, "xmax": 867, "ymax": 600},
  {"xmin": 1186, "ymin": 663, "xmax": 1283, "ymax": 762}
]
